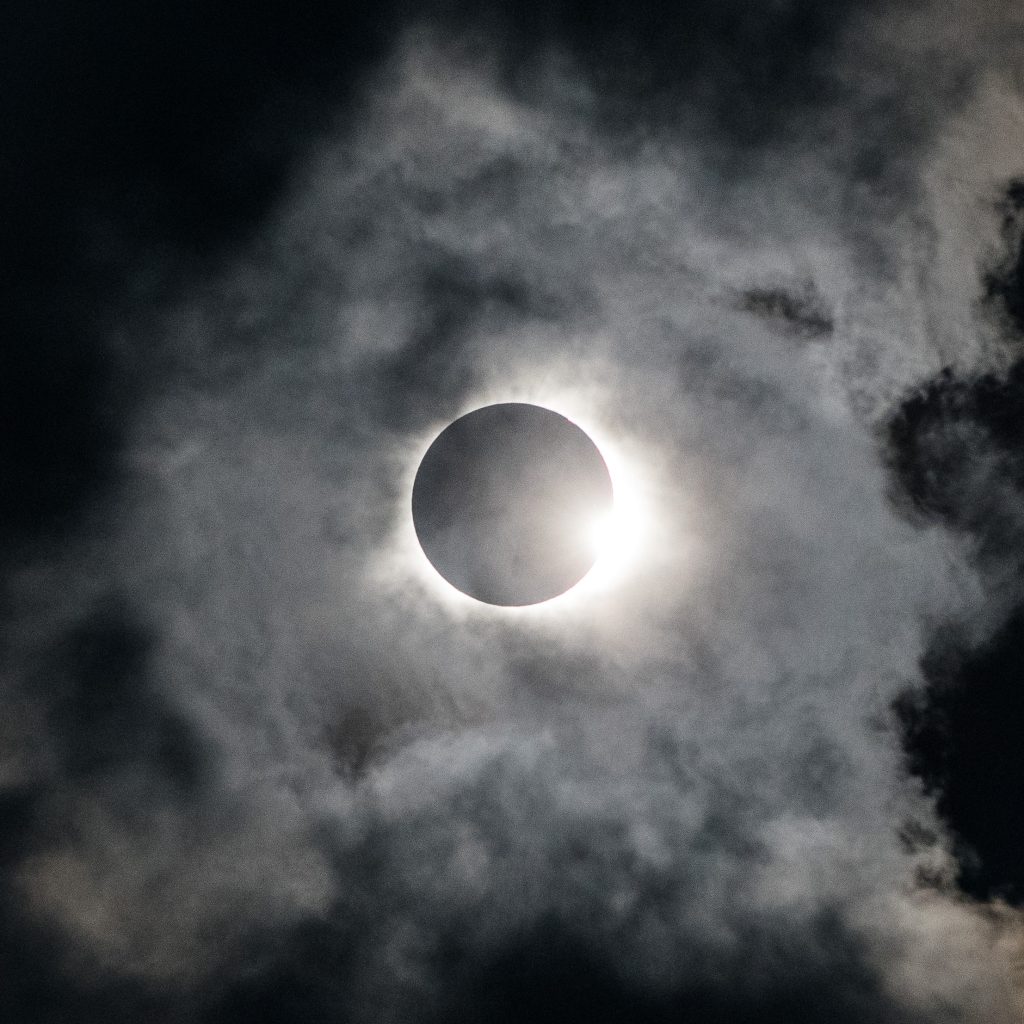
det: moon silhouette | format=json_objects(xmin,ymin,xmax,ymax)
[{"xmin": 412, "ymin": 403, "xmax": 614, "ymax": 606}]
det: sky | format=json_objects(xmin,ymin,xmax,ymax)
[{"xmin": 4, "ymin": 1, "xmax": 1024, "ymax": 1021}]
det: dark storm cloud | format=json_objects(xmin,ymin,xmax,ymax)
[
  {"xmin": 897, "ymin": 610, "xmax": 1024, "ymax": 904},
  {"xmin": 0, "ymin": 592, "xmax": 210, "ymax": 815},
  {"xmin": 738, "ymin": 283, "xmax": 835, "ymax": 341},
  {"xmin": 887, "ymin": 178, "xmax": 1024, "ymax": 908},
  {"xmin": 5, "ymin": 1, "xmax": 1024, "ymax": 1022},
  {"xmin": 430, "ymin": 915, "xmax": 916, "ymax": 1024},
  {"xmin": 212, "ymin": 877, "xmax": 924, "ymax": 1024},
  {"xmin": 0, "ymin": 600, "xmax": 208, "ymax": 1024},
  {"xmin": 200, "ymin": 718, "xmax": 958, "ymax": 1024},
  {"xmin": 43, "ymin": 599, "xmax": 208, "ymax": 787},
  {"xmin": 887, "ymin": 363, "xmax": 1024, "ymax": 560},
  {"xmin": 985, "ymin": 180, "xmax": 1024, "ymax": 339}
]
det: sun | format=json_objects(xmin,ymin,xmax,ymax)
[{"xmin": 568, "ymin": 441, "xmax": 646, "ymax": 599}]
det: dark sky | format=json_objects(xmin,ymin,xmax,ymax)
[{"xmin": 4, "ymin": 2, "xmax": 1024, "ymax": 1021}]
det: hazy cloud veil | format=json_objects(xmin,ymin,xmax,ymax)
[{"xmin": 4, "ymin": 1, "xmax": 1024, "ymax": 1021}]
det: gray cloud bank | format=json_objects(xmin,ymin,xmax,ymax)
[{"xmin": 4, "ymin": 1, "xmax": 1024, "ymax": 1021}]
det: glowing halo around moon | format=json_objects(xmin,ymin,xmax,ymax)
[{"xmin": 407, "ymin": 401, "xmax": 646, "ymax": 611}]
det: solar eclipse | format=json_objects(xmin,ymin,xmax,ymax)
[{"xmin": 411, "ymin": 403, "xmax": 615, "ymax": 606}]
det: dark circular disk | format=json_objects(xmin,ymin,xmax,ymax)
[{"xmin": 412, "ymin": 403, "xmax": 614, "ymax": 606}]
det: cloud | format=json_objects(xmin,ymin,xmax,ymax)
[
  {"xmin": 886, "ymin": 176, "xmax": 1024, "ymax": 911},
  {"xmin": 738, "ymin": 282, "xmax": 835, "ymax": 340},
  {"xmin": 4, "ymin": 2, "xmax": 1024, "ymax": 1022}
]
